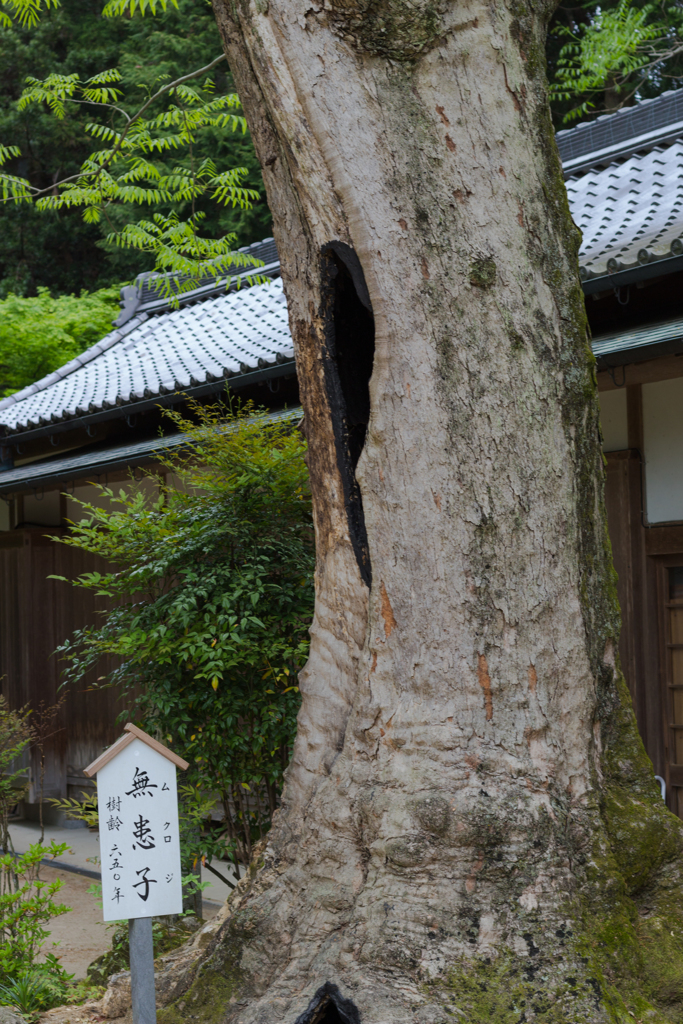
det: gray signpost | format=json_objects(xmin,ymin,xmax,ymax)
[{"xmin": 85, "ymin": 723, "xmax": 189, "ymax": 1024}]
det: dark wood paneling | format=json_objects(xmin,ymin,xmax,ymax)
[
  {"xmin": 0, "ymin": 528, "xmax": 122, "ymax": 800},
  {"xmin": 604, "ymin": 450, "xmax": 667, "ymax": 777},
  {"xmin": 645, "ymin": 526, "xmax": 683, "ymax": 555},
  {"xmin": 605, "ymin": 452, "xmax": 641, "ymax": 700}
]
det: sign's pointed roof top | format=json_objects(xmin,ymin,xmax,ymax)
[{"xmin": 84, "ymin": 722, "xmax": 189, "ymax": 778}]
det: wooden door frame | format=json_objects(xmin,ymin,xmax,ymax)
[{"xmin": 655, "ymin": 555, "xmax": 683, "ymax": 811}]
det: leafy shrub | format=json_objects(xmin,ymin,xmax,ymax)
[
  {"xmin": 0, "ymin": 972, "xmax": 53, "ymax": 1018},
  {"xmin": 50, "ymin": 793, "xmax": 99, "ymax": 831},
  {"xmin": 86, "ymin": 916, "xmax": 201, "ymax": 987},
  {"xmin": 55, "ymin": 401, "xmax": 314, "ymax": 872},
  {"xmin": 0, "ymin": 842, "xmax": 74, "ymax": 1007}
]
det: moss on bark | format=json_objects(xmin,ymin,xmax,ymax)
[
  {"xmin": 157, "ymin": 936, "xmax": 247, "ymax": 1024},
  {"xmin": 157, "ymin": 970, "xmax": 240, "ymax": 1024}
]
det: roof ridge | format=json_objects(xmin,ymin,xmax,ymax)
[
  {"xmin": 557, "ymin": 88, "xmax": 683, "ymax": 174},
  {"xmin": 0, "ymin": 314, "xmax": 148, "ymax": 413},
  {"xmin": 0, "ymin": 275, "xmax": 292, "ymax": 439},
  {"xmin": 555, "ymin": 89, "xmax": 679, "ymax": 139},
  {"xmin": 115, "ymin": 237, "xmax": 280, "ymax": 327}
]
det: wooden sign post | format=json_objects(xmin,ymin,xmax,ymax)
[{"xmin": 85, "ymin": 723, "xmax": 189, "ymax": 1024}]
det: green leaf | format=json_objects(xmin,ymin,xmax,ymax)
[
  {"xmin": 0, "ymin": 0, "xmax": 60, "ymax": 28},
  {"xmin": 53, "ymin": 404, "xmax": 313, "ymax": 869},
  {"xmin": 0, "ymin": 287, "xmax": 120, "ymax": 397},
  {"xmin": 102, "ymin": 0, "xmax": 178, "ymax": 16},
  {"xmin": 549, "ymin": 0, "xmax": 676, "ymax": 120}
]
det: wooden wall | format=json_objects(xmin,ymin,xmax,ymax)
[
  {"xmin": 605, "ymin": 446, "xmax": 683, "ymax": 811},
  {"xmin": 604, "ymin": 451, "xmax": 662, "ymax": 770},
  {"xmin": 0, "ymin": 527, "xmax": 123, "ymax": 808}
]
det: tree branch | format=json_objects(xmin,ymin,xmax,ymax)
[
  {"xmin": 0, "ymin": 54, "xmax": 228, "ymax": 204},
  {"xmin": 125, "ymin": 53, "xmax": 227, "ymax": 132},
  {"xmin": 203, "ymin": 859, "xmax": 236, "ymax": 890},
  {"xmin": 64, "ymin": 96, "xmax": 132, "ymax": 123}
]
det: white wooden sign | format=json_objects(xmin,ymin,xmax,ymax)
[{"xmin": 85, "ymin": 724, "xmax": 189, "ymax": 922}]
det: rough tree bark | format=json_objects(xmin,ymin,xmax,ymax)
[{"xmin": 160, "ymin": 0, "xmax": 683, "ymax": 1020}]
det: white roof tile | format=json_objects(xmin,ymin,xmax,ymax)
[
  {"xmin": 568, "ymin": 140, "xmax": 683, "ymax": 279},
  {"xmin": 0, "ymin": 277, "xmax": 293, "ymax": 434}
]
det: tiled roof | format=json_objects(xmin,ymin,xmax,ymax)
[
  {"xmin": 3, "ymin": 90, "xmax": 683, "ymax": 442},
  {"xmin": 592, "ymin": 317, "xmax": 683, "ymax": 366},
  {"xmin": 115, "ymin": 237, "xmax": 280, "ymax": 327},
  {"xmin": 0, "ymin": 275, "xmax": 293, "ymax": 436},
  {"xmin": 568, "ymin": 140, "xmax": 683, "ymax": 283}
]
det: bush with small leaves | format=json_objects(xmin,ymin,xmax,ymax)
[
  {"xmin": 54, "ymin": 401, "xmax": 314, "ymax": 873},
  {"xmin": 0, "ymin": 842, "xmax": 73, "ymax": 1008}
]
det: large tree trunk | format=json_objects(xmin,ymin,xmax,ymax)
[{"xmin": 166, "ymin": 1, "xmax": 683, "ymax": 1020}]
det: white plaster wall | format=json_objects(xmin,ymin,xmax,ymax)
[
  {"xmin": 599, "ymin": 389, "xmax": 628, "ymax": 452},
  {"xmin": 643, "ymin": 377, "xmax": 683, "ymax": 524}
]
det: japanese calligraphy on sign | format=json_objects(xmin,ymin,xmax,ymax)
[{"xmin": 85, "ymin": 724, "xmax": 188, "ymax": 923}]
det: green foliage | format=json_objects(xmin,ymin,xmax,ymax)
[
  {"xmin": 0, "ymin": 0, "xmax": 58, "ymax": 30},
  {"xmin": 64, "ymin": 979, "xmax": 104, "ymax": 1005},
  {"xmin": 0, "ymin": 841, "xmax": 74, "ymax": 1005},
  {"xmin": 109, "ymin": 211, "xmax": 265, "ymax": 303},
  {"xmin": 50, "ymin": 792, "xmax": 99, "ymax": 829},
  {"xmin": 0, "ymin": 968, "xmax": 102, "ymax": 1014},
  {"xmin": 5, "ymin": 51, "xmax": 265, "ymax": 296},
  {"xmin": 0, "ymin": 696, "xmax": 32, "ymax": 856},
  {"xmin": 0, "ymin": 0, "xmax": 272, "ymax": 295},
  {"xmin": 102, "ymin": 0, "xmax": 177, "ymax": 16},
  {"xmin": 87, "ymin": 916, "xmax": 201, "ymax": 987},
  {"xmin": 0, "ymin": 285, "xmax": 119, "ymax": 395},
  {"xmin": 548, "ymin": 0, "xmax": 683, "ymax": 123},
  {"xmin": 54, "ymin": 401, "xmax": 314, "ymax": 866},
  {"xmin": 0, "ymin": 973, "xmax": 51, "ymax": 1018}
]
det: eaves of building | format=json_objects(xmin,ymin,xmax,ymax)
[{"xmin": 0, "ymin": 406, "xmax": 302, "ymax": 497}]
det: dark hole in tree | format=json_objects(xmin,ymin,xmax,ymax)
[
  {"xmin": 331, "ymin": 254, "xmax": 374, "ymax": 473},
  {"xmin": 293, "ymin": 982, "xmax": 361, "ymax": 1024},
  {"xmin": 314, "ymin": 1000, "xmax": 345, "ymax": 1024},
  {"xmin": 321, "ymin": 241, "xmax": 375, "ymax": 587}
]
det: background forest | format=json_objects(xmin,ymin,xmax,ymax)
[
  {"xmin": 0, "ymin": 0, "xmax": 272, "ymax": 299},
  {"xmin": 0, "ymin": 0, "xmax": 681, "ymax": 324}
]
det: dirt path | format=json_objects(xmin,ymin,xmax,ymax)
[{"xmin": 38, "ymin": 866, "xmax": 113, "ymax": 980}]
